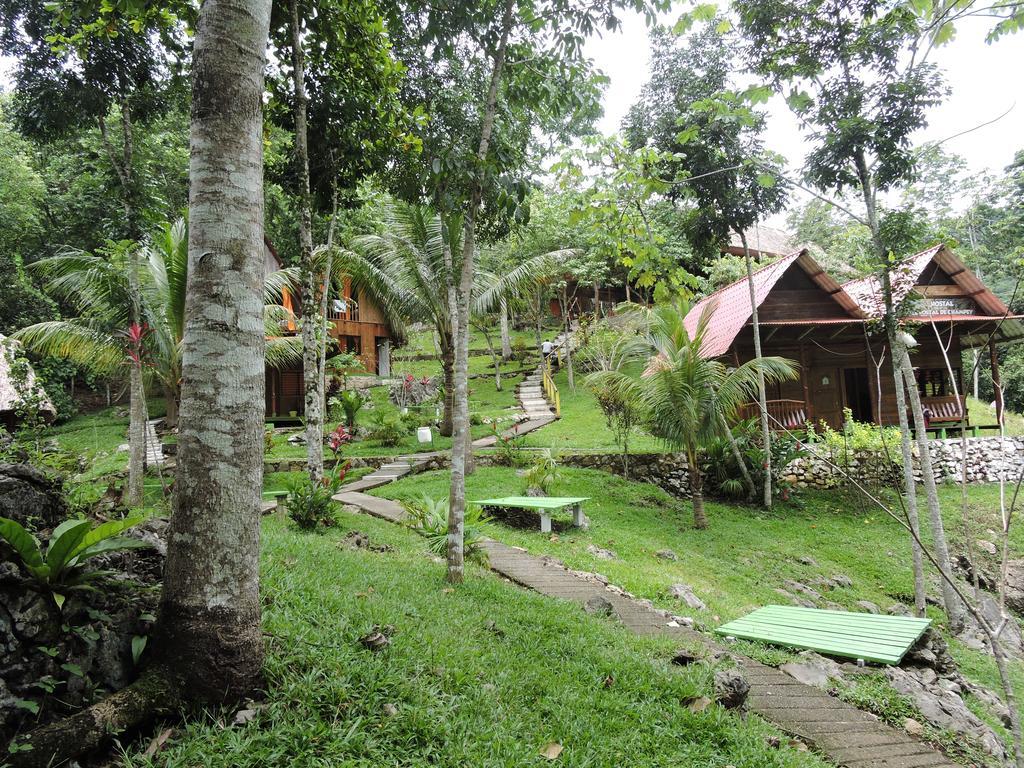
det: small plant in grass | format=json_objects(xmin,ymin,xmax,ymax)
[
  {"xmin": 402, "ymin": 495, "xmax": 490, "ymax": 562},
  {"xmin": 0, "ymin": 513, "xmax": 150, "ymax": 607},
  {"xmin": 511, "ymin": 337, "xmax": 528, "ymax": 362},
  {"xmin": 338, "ymin": 390, "xmax": 366, "ymax": 429},
  {"xmin": 264, "ymin": 425, "xmax": 276, "ymax": 453},
  {"xmin": 523, "ymin": 449, "xmax": 561, "ymax": 495},
  {"xmin": 491, "ymin": 422, "xmax": 526, "ymax": 466},
  {"xmin": 286, "ymin": 476, "xmax": 340, "ymax": 531},
  {"xmin": 369, "ymin": 408, "xmax": 407, "ymax": 447}
]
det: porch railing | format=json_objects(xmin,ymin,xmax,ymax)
[{"xmin": 737, "ymin": 399, "xmax": 808, "ymax": 430}]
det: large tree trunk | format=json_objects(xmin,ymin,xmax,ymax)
[
  {"xmin": 447, "ymin": 0, "xmax": 515, "ymax": 583},
  {"xmin": 740, "ymin": 229, "xmax": 772, "ymax": 508},
  {"xmin": 290, "ymin": 0, "xmax": 323, "ymax": 483},
  {"xmin": 159, "ymin": 0, "xmax": 271, "ymax": 700},
  {"xmin": 500, "ymin": 297, "xmax": 512, "ymax": 359}
]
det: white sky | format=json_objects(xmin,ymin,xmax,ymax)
[{"xmin": 585, "ymin": 12, "xmax": 1024, "ymax": 227}]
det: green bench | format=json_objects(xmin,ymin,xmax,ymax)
[
  {"xmin": 715, "ymin": 605, "xmax": 931, "ymax": 665},
  {"xmin": 472, "ymin": 496, "xmax": 589, "ymax": 533}
]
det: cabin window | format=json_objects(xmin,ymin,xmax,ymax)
[
  {"xmin": 916, "ymin": 368, "xmax": 962, "ymax": 398},
  {"xmin": 341, "ymin": 335, "xmax": 361, "ymax": 355}
]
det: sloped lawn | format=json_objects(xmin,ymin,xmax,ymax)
[{"xmin": 120, "ymin": 511, "xmax": 826, "ymax": 768}]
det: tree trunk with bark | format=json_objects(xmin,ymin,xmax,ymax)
[
  {"xmin": 892, "ymin": 355, "xmax": 928, "ymax": 616},
  {"xmin": 127, "ymin": 358, "xmax": 146, "ymax": 506},
  {"xmin": 900, "ymin": 345, "xmax": 965, "ymax": 630},
  {"xmin": 290, "ymin": 0, "xmax": 323, "ymax": 483},
  {"xmin": 447, "ymin": 0, "xmax": 515, "ymax": 583},
  {"xmin": 500, "ymin": 297, "xmax": 512, "ymax": 360},
  {"xmin": 740, "ymin": 230, "xmax": 772, "ymax": 508},
  {"xmin": 718, "ymin": 411, "xmax": 756, "ymax": 501},
  {"xmin": 440, "ymin": 338, "xmax": 455, "ymax": 437},
  {"xmin": 159, "ymin": 0, "xmax": 272, "ymax": 698},
  {"xmin": 687, "ymin": 451, "xmax": 707, "ymax": 529}
]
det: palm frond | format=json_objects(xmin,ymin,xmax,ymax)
[{"xmin": 13, "ymin": 321, "xmax": 124, "ymax": 376}]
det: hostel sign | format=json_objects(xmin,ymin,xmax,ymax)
[{"xmin": 921, "ymin": 296, "xmax": 976, "ymax": 316}]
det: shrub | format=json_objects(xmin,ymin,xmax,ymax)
[
  {"xmin": 491, "ymin": 422, "xmax": 526, "ymax": 466},
  {"xmin": 469, "ymin": 412, "xmax": 483, "ymax": 426},
  {"xmin": 511, "ymin": 337, "xmax": 528, "ymax": 362},
  {"xmin": 523, "ymin": 448, "xmax": 561, "ymax": 494},
  {"xmin": 264, "ymin": 426, "xmax": 276, "ymax": 453},
  {"xmin": 369, "ymin": 409, "xmax": 407, "ymax": 447},
  {"xmin": 286, "ymin": 476, "xmax": 339, "ymax": 531},
  {"xmin": 0, "ymin": 513, "xmax": 150, "ymax": 606},
  {"xmin": 402, "ymin": 495, "xmax": 490, "ymax": 561},
  {"xmin": 338, "ymin": 390, "xmax": 366, "ymax": 429}
]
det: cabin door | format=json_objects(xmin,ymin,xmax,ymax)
[
  {"xmin": 843, "ymin": 367, "xmax": 872, "ymax": 423},
  {"xmin": 810, "ymin": 366, "xmax": 842, "ymax": 428}
]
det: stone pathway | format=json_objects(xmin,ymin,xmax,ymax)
[
  {"xmin": 144, "ymin": 419, "xmax": 164, "ymax": 467},
  {"xmin": 334, "ymin": 488, "xmax": 959, "ymax": 768}
]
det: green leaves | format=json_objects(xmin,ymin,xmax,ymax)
[
  {"xmin": 0, "ymin": 517, "xmax": 45, "ymax": 575},
  {"xmin": 0, "ymin": 513, "xmax": 150, "ymax": 595}
]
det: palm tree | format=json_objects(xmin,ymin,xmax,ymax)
[
  {"xmin": 335, "ymin": 203, "xmax": 573, "ymax": 436},
  {"xmin": 14, "ymin": 219, "xmax": 300, "ymax": 426},
  {"xmin": 592, "ymin": 300, "xmax": 796, "ymax": 529}
]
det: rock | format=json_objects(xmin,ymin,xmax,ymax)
[
  {"xmin": 887, "ymin": 603, "xmax": 911, "ymax": 616},
  {"xmin": 903, "ymin": 717, "xmax": 924, "ymax": 736},
  {"xmin": 382, "ymin": 702, "xmax": 399, "ymax": 717},
  {"xmin": 783, "ymin": 580, "xmax": 822, "ymax": 602},
  {"xmin": 713, "ymin": 669, "xmax": 750, "ymax": 709},
  {"xmin": 0, "ymin": 463, "xmax": 68, "ymax": 532},
  {"xmin": 586, "ymin": 544, "xmax": 616, "ymax": 560},
  {"xmin": 667, "ymin": 583, "xmax": 707, "ymax": 611},
  {"xmin": 780, "ymin": 653, "xmax": 841, "ymax": 690},
  {"xmin": 1003, "ymin": 559, "xmax": 1024, "ymax": 616},
  {"xmin": 797, "ymin": 555, "xmax": 819, "ymax": 567},
  {"xmin": 525, "ymin": 487, "xmax": 546, "ymax": 497},
  {"xmin": 830, "ymin": 574, "xmax": 852, "ymax": 588},
  {"xmin": 584, "ymin": 595, "xmax": 615, "ymax": 617},
  {"xmin": 855, "ymin": 600, "xmax": 880, "ymax": 614},
  {"xmin": 887, "ymin": 665, "xmax": 1005, "ymax": 760},
  {"xmin": 655, "ymin": 549, "xmax": 679, "ymax": 561},
  {"xmin": 976, "ymin": 539, "xmax": 998, "ymax": 556}
]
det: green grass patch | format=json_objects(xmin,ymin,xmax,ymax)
[{"xmin": 119, "ymin": 512, "xmax": 827, "ymax": 767}]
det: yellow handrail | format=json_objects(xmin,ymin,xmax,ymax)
[{"xmin": 542, "ymin": 358, "xmax": 561, "ymax": 417}]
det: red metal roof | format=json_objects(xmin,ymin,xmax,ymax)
[{"xmin": 685, "ymin": 250, "xmax": 864, "ymax": 357}]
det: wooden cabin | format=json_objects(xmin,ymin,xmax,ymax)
[
  {"xmin": 263, "ymin": 240, "xmax": 397, "ymax": 419},
  {"xmin": 684, "ymin": 245, "xmax": 1024, "ymax": 432}
]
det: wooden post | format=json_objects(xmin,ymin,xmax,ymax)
[
  {"xmin": 799, "ymin": 342, "xmax": 813, "ymax": 421},
  {"xmin": 990, "ymin": 339, "xmax": 1004, "ymax": 427}
]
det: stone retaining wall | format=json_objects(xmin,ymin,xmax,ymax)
[{"xmin": 562, "ymin": 436, "xmax": 1024, "ymax": 498}]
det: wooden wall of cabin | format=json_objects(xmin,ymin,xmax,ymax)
[{"xmin": 730, "ymin": 332, "xmax": 963, "ymax": 428}]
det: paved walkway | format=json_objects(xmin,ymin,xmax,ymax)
[
  {"xmin": 144, "ymin": 419, "xmax": 164, "ymax": 467},
  {"xmin": 334, "ymin": 488, "xmax": 959, "ymax": 768}
]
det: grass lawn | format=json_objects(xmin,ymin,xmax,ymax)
[
  {"xmin": 373, "ymin": 465, "xmax": 1024, "ymax": 761},
  {"xmin": 120, "ymin": 511, "xmax": 827, "ymax": 768},
  {"xmin": 969, "ymin": 396, "xmax": 1024, "ymax": 436}
]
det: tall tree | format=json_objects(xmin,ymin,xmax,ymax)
[
  {"xmin": 267, "ymin": 0, "xmax": 405, "ymax": 482},
  {"xmin": 0, "ymin": 0, "xmax": 188, "ymax": 505},
  {"xmin": 623, "ymin": 21, "xmax": 789, "ymax": 507},
  {"xmin": 158, "ymin": 0, "xmax": 273, "ymax": 702}
]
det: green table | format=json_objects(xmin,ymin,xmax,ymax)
[
  {"xmin": 472, "ymin": 496, "xmax": 589, "ymax": 533},
  {"xmin": 715, "ymin": 605, "xmax": 931, "ymax": 665}
]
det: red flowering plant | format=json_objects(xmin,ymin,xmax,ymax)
[
  {"xmin": 121, "ymin": 323, "xmax": 152, "ymax": 369},
  {"xmin": 323, "ymin": 424, "xmax": 353, "ymax": 488}
]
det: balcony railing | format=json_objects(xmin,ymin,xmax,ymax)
[{"xmin": 737, "ymin": 399, "xmax": 808, "ymax": 430}]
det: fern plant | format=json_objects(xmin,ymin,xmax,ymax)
[
  {"xmin": 523, "ymin": 449, "xmax": 562, "ymax": 495},
  {"xmin": 0, "ymin": 514, "xmax": 150, "ymax": 607},
  {"xmin": 402, "ymin": 495, "xmax": 490, "ymax": 562}
]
